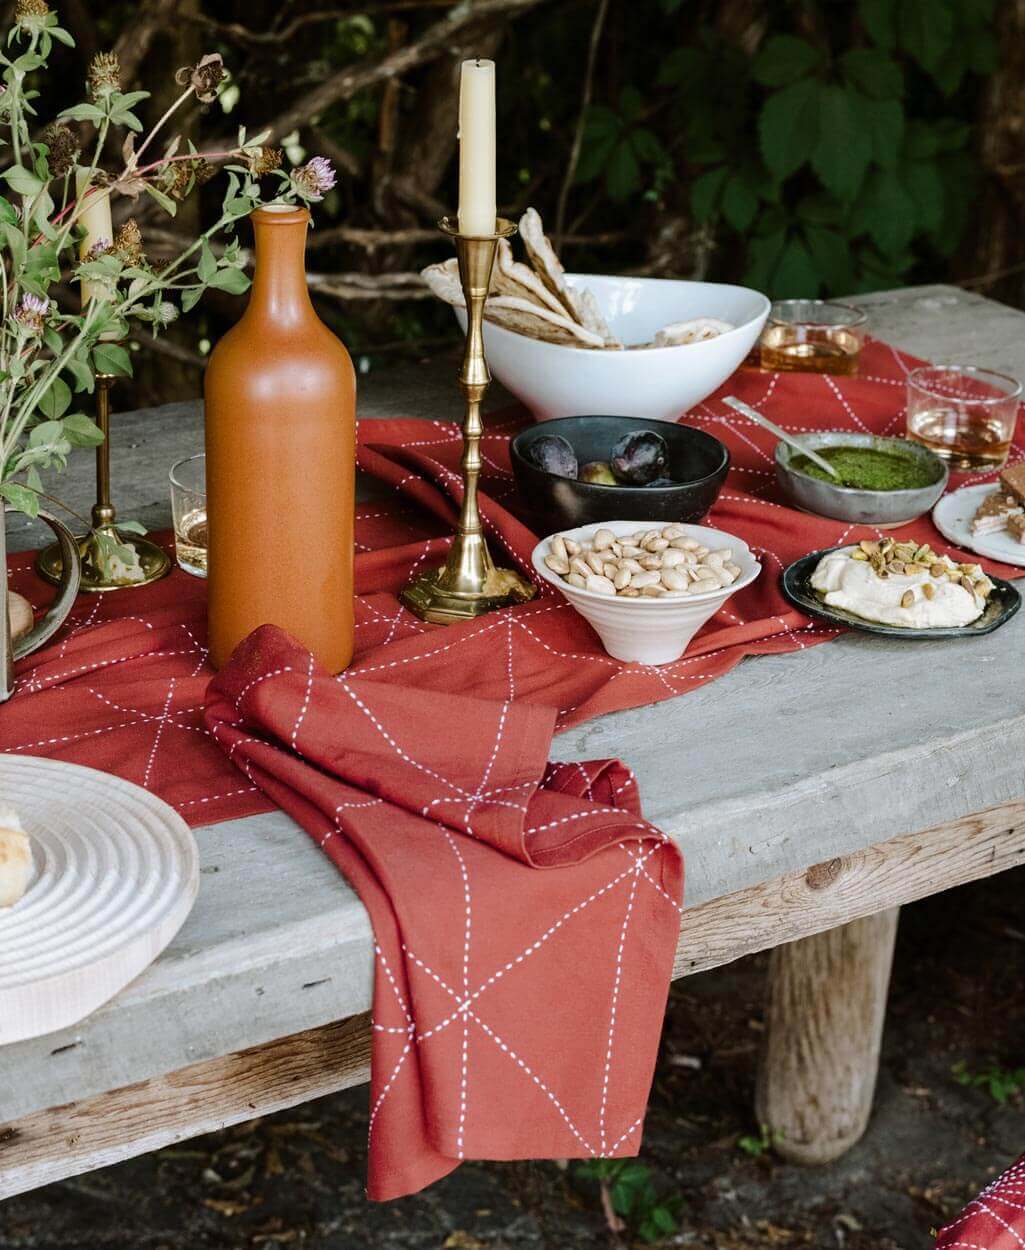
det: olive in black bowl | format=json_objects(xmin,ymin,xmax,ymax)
[{"xmin": 510, "ymin": 415, "xmax": 730, "ymax": 532}]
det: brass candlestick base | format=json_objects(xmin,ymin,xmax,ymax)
[
  {"xmin": 36, "ymin": 372, "xmax": 172, "ymax": 592},
  {"xmin": 400, "ymin": 216, "xmax": 536, "ymax": 624}
]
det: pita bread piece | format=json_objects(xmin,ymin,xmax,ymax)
[
  {"xmin": 492, "ymin": 238, "xmax": 568, "ymax": 318},
  {"xmin": 421, "ymin": 259, "xmax": 605, "ymax": 347},
  {"xmin": 8, "ymin": 591, "xmax": 33, "ymax": 643},
  {"xmin": 0, "ymin": 803, "xmax": 32, "ymax": 908},
  {"xmin": 519, "ymin": 209, "xmax": 621, "ymax": 347},
  {"xmin": 653, "ymin": 317, "xmax": 734, "ymax": 347}
]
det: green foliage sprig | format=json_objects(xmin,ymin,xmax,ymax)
[
  {"xmin": 576, "ymin": 1158, "xmax": 681, "ymax": 1244},
  {"xmin": 0, "ymin": 0, "xmax": 333, "ymax": 528}
]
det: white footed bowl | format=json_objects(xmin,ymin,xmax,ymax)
[
  {"xmin": 532, "ymin": 520, "xmax": 762, "ymax": 665},
  {"xmin": 456, "ymin": 274, "xmax": 769, "ymax": 421}
]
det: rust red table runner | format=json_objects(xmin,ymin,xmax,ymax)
[
  {"xmin": 934, "ymin": 1152, "xmax": 1025, "ymax": 1249},
  {"xmin": 3, "ymin": 338, "xmax": 1021, "ymax": 827},
  {"xmin": 205, "ymin": 625, "xmax": 683, "ymax": 1198},
  {"xmin": 2, "ymin": 337, "xmax": 1023, "ymax": 1198}
]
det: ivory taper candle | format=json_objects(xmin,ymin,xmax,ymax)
[
  {"xmin": 457, "ymin": 58, "xmax": 496, "ymax": 236},
  {"xmin": 75, "ymin": 168, "xmax": 113, "ymax": 309}
]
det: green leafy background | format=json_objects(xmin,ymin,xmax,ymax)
[{"xmin": 36, "ymin": 0, "xmax": 1006, "ymax": 401}]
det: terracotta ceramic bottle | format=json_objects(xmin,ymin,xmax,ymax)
[{"xmin": 204, "ymin": 205, "xmax": 356, "ymax": 672}]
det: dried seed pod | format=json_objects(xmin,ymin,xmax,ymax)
[
  {"xmin": 887, "ymin": 561, "xmax": 905, "ymax": 575},
  {"xmin": 923, "ymin": 582, "xmax": 935, "ymax": 600},
  {"xmin": 585, "ymin": 574, "xmax": 616, "ymax": 596},
  {"xmin": 859, "ymin": 540, "xmax": 880, "ymax": 556},
  {"xmin": 851, "ymin": 549, "xmax": 869, "ymax": 561},
  {"xmin": 900, "ymin": 590, "xmax": 914, "ymax": 608},
  {"xmin": 544, "ymin": 554, "xmax": 570, "ymax": 575},
  {"xmin": 930, "ymin": 562, "xmax": 946, "ymax": 577}
]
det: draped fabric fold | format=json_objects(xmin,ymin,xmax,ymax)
[
  {"xmin": 205, "ymin": 625, "xmax": 684, "ymax": 1200},
  {"xmin": 934, "ymin": 1153, "xmax": 1025, "ymax": 1250}
]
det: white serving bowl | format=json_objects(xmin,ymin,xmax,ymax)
[
  {"xmin": 456, "ymin": 274, "xmax": 769, "ymax": 421},
  {"xmin": 531, "ymin": 520, "xmax": 762, "ymax": 665}
]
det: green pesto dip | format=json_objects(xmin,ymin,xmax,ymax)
[{"xmin": 791, "ymin": 444, "xmax": 938, "ymax": 491}]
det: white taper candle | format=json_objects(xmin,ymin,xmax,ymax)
[
  {"xmin": 457, "ymin": 59, "xmax": 497, "ymax": 236},
  {"xmin": 75, "ymin": 168, "xmax": 113, "ymax": 310}
]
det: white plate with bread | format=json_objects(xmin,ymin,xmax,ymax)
[{"xmin": 0, "ymin": 756, "xmax": 199, "ymax": 1045}]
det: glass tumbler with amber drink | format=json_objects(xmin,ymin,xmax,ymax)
[
  {"xmin": 170, "ymin": 453, "xmax": 208, "ymax": 578},
  {"xmin": 906, "ymin": 365, "xmax": 1021, "ymax": 472},
  {"xmin": 759, "ymin": 300, "xmax": 867, "ymax": 375}
]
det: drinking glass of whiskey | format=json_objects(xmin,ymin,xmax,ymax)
[
  {"xmin": 169, "ymin": 454, "xmax": 208, "ymax": 578},
  {"xmin": 906, "ymin": 365, "xmax": 1021, "ymax": 472},
  {"xmin": 759, "ymin": 300, "xmax": 867, "ymax": 375}
]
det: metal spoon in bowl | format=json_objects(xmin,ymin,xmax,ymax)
[{"xmin": 722, "ymin": 395, "xmax": 841, "ymax": 480}]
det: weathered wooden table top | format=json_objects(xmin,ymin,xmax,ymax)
[{"xmin": 5, "ymin": 283, "xmax": 1025, "ymax": 1129}]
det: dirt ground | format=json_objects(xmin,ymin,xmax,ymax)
[{"xmin": 3, "ymin": 867, "xmax": 1023, "ymax": 1250}]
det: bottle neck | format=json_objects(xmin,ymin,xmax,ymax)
[{"xmin": 248, "ymin": 207, "xmax": 314, "ymax": 327}]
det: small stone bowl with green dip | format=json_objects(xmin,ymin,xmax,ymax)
[{"xmin": 775, "ymin": 432, "xmax": 949, "ymax": 525}]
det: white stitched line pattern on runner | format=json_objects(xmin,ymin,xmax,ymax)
[
  {"xmin": 622, "ymin": 843, "xmax": 680, "ymax": 912},
  {"xmin": 337, "ymin": 678, "xmax": 482, "ymax": 802},
  {"xmin": 367, "ymin": 1039, "xmax": 413, "ymax": 1143},
  {"xmin": 290, "ymin": 652, "xmax": 316, "ymax": 748},
  {"xmin": 406, "ymin": 843, "xmax": 667, "ymax": 1046},
  {"xmin": 439, "ymin": 823, "xmax": 474, "ymax": 1160},
  {"xmin": 470, "ymin": 1011, "xmax": 596, "ymax": 1155},
  {"xmin": 599, "ymin": 871, "xmax": 639, "ymax": 1152},
  {"xmin": 232, "ymin": 665, "xmax": 295, "ymax": 711},
  {"xmin": 142, "ymin": 678, "xmax": 176, "ymax": 788}
]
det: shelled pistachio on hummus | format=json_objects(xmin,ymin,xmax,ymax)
[
  {"xmin": 544, "ymin": 525, "xmax": 742, "ymax": 597},
  {"xmin": 811, "ymin": 538, "xmax": 995, "ymax": 628}
]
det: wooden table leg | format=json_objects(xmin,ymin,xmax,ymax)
[{"xmin": 754, "ymin": 908, "xmax": 899, "ymax": 1164}]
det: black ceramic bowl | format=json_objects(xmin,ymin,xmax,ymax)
[{"xmin": 510, "ymin": 415, "xmax": 730, "ymax": 532}]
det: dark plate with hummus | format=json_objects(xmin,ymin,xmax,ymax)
[{"xmin": 782, "ymin": 545, "xmax": 1020, "ymax": 638}]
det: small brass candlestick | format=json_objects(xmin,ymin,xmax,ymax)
[
  {"xmin": 36, "ymin": 371, "xmax": 172, "ymax": 592},
  {"xmin": 400, "ymin": 216, "xmax": 536, "ymax": 624}
]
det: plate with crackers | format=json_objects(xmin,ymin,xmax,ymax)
[{"xmin": 932, "ymin": 461, "xmax": 1025, "ymax": 567}]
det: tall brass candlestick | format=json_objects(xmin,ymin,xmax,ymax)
[
  {"xmin": 400, "ymin": 216, "xmax": 536, "ymax": 624},
  {"xmin": 36, "ymin": 372, "xmax": 172, "ymax": 591}
]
